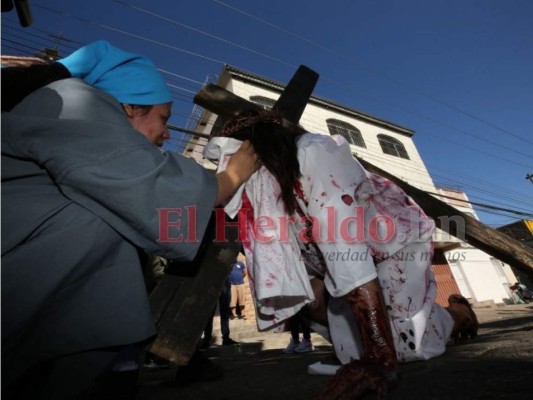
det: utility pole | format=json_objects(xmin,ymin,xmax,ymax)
[{"xmin": 40, "ymin": 32, "xmax": 74, "ymax": 60}]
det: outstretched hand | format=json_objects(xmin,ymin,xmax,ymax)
[{"xmin": 317, "ymin": 360, "xmax": 398, "ymax": 400}]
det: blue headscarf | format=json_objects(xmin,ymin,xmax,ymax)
[{"xmin": 58, "ymin": 40, "xmax": 172, "ymax": 105}]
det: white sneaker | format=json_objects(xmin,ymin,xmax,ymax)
[
  {"xmin": 283, "ymin": 338, "xmax": 300, "ymax": 353},
  {"xmin": 294, "ymin": 338, "xmax": 313, "ymax": 353},
  {"xmin": 308, "ymin": 361, "xmax": 341, "ymax": 375}
]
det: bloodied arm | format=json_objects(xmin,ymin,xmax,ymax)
[{"xmin": 318, "ymin": 278, "xmax": 398, "ymax": 400}]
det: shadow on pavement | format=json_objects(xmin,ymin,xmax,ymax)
[{"xmin": 137, "ymin": 310, "xmax": 533, "ymax": 400}]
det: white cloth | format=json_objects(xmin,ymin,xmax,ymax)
[
  {"xmin": 204, "ymin": 138, "xmax": 315, "ymax": 331},
  {"xmin": 204, "ymin": 133, "xmax": 453, "ymax": 363}
]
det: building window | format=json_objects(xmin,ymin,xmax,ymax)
[
  {"xmin": 326, "ymin": 119, "xmax": 366, "ymax": 148},
  {"xmin": 377, "ymin": 134, "xmax": 409, "ymax": 159},
  {"xmin": 249, "ymin": 95, "xmax": 276, "ymax": 110}
]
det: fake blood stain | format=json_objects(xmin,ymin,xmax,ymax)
[{"xmin": 342, "ymin": 194, "xmax": 354, "ymax": 206}]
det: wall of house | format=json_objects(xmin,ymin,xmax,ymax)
[
  {"xmin": 436, "ymin": 189, "xmax": 518, "ymax": 304},
  {"xmin": 187, "ymin": 75, "xmax": 437, "ymax": 196},
  {"xmin": 447, "ymin": 245, "xmax": 512, "ymax": 304},
  {"xmin": 188, "ymin": 68, "xmax": 519, "ymax": 307},
  {"xmin": 229, "ymin": 79, "xmax": 437, "ymax": 193}
]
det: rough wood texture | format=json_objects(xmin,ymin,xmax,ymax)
[
  {"xmin": 193, "ymin": 82, "xmax": 533, "ymax": 280},
  {"xmin": 148, "ymin": 65, "xmax": 321, "ymax": 365},
  {"xmin": 272, "ymin": 65, "xmax": 319, "ymax": 123},
  {"xmin": 194, "ymin": 84, "xmax": 262, "ymax": 119},
  {"xmin": 148, "ymin": 213, "xmax": 241, "ymax": 365},
  {"xmin": 357, "ymin": 159, "xmax": 533, "ymax": 279}
]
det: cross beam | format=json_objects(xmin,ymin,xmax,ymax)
[
  {"xmin": 148, "ymin": 65, "xmax": 320, "ymax": 364},
  {"xmin": 192, "ymin": 76, "xmax": 533, "ymax": 279}
]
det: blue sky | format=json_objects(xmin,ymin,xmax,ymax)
[{"xmin": 2, "ymin": 0, "xmax": 532, "ymax": 228}]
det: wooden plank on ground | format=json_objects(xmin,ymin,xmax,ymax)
[
  {"xmin": 148, "ymin": 66, "xmax": 320, "ymax": 365},
  {"xmin": 148, "ymin": 213, "xmax": 241, "ymax": 365}
]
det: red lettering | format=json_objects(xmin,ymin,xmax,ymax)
[
  {"xmin": 253, "ymin": 216, "xmax": 275, "ymax": 243},
  {"xmin": 278, "ymin": 215, "xmax": 296, "ymax": 242},
  {"xmin": 324, "ymin": 206, "xmax": 336, "ymax": 242},
  {"xmin": 158, "ymin": 208, "xmax": 183, "ymax": 243},
  {"xmin": 185, "ymin": 205, "xmax": 198, "ymax": 243},
  {"xmin": 369, "ymin": 215, "xmax": 395, "ymax": 243},
  {"xmin": 340, "ymin": 206, "xmax": 365, "ymax": 242}
]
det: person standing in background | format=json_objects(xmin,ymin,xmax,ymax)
[
  {"xmin": 283, "ymin": 312, "xmax": 314, "ymax": 353},
  {"xmin": 228, "ymin": 259, "xmax": 247, "ymax": 319},
  {"xmin": 202, "ymin": 276, "xmax": 239, "ymax": 347}
]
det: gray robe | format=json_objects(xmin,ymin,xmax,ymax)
[{"xmin": 1, "ymin": 78, "xmax": 217, "ymax": 385}]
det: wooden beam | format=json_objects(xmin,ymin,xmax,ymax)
[
  {"xmin": 357, "ymin": 159, "xmax": 533, "ymax": 280},
  {"xmin": 272, "ymin": 65, "xmax": 319, "ymax": 123},
  {"xmin": 149, "ymin": 66, "xmax": 321, "ymax": 365},
  {"xmin": 194, "ymin": 84, "xmax": 262, "ymax": 119},
  {"xmin": 193, "ymin": 85, "xmax": 533, "ymax": 280},
  {"xmin": 148, "ymin": 213, "xmax": 241, "ymax": 365}
]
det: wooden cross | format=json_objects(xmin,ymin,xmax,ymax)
[
  {"xmin": 194, "ymin": 76, "xmax": 533, "ymax": 278},
  {"xmin": 148, "ymin": 64, "xmax": 533, "ymax": 365},
  {"xmin": 147, "ymin": 66, "xmax": 319, "ymax": 364}
]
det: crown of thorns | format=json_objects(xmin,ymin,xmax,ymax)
[{"xmin": 218, "ymin": 111, "xmax": 284, "ymax": 138}]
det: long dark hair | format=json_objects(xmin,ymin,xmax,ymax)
[{"xmin": 218, "ymin": 111, "xmax": 304, "ymax": 215}]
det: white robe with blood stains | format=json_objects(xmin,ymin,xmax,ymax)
[{"xmin": 205, "ymin": 133, "xmax": 454, "ymax": 364}]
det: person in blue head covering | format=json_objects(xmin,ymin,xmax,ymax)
[
  {"xmin": 58, "ymin": 40, "xmax": 174, "ymax": 147},
  {"xmin": 1, "ymin": 41, "xmax": 259, "ymax": 398},
  {"xmin": 58, "ymin": 39, "xmax": 172, "ymax": 106}
]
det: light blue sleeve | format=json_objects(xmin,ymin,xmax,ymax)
[{"xmin": 3, "ymin": 79, "xmax": 217, "ymax": 260}]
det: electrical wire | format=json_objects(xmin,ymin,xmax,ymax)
[
  {"xmin": 214, "ymin": 0, "xmax": 533, "ymax": 147},
  {"xmin": 5, "ymin": 3, "xmax": 531, "ymax": 225}
]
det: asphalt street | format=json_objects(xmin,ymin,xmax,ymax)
[{"xmin": 137, "ymin": 303, "xmax": 533, "ymax": 400}]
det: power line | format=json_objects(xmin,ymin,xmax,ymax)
[
  {"xmin": 113, "ymin": 0, "xmax": 296, "ymax": 69},
  {"xmin": 167, "ymin": 83, "xmax": 198, "ymax": 95},
  {"xmin": 2, "ymin": 17, "xmax": 86, "ymax": 47},
  {"xmin": 110, "ymin": 1, "xmax": 533, "ymax": 164},
  {"xmin": 1, "ymin": 38, "xmax": 42, "ymax": 54},
  {"xmin": 31, "ymin": 4, "xmax": 228, "ymax": 66},
  {"xmin": 428, "ymin": 192, "xmax": 533, "ymax": 218},
  {"xmin": 6, "ymin": 4, "xmax": 530, "ymax": 224},
  {"xmin": 214, "ymin": 0, "xmax": 533, "ymax": 147},
  {"xmin": 158, "ymin": 69, "xmax": 205, "ymax": 85},
  {"xmin": 30, "ymin": 3, "xmax": 532, "ymax": 168}
]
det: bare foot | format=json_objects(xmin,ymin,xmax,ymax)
[{"xmin": 446, "ymin": 294, "xmax": 479, "ymax": 344}]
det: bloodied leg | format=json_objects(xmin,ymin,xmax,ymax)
[{"xmin": 318, "ymin": 278, "xmax": 398, "ymax": 400}]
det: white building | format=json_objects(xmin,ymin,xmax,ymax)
[
  {"xmin": 185, "ymin": 64, "xmax": 515, "ymax": 306},
  {"xmin": 435, "ymin": 188, "xmax": 518, "ymax": 304}
]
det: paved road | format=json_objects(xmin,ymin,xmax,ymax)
[{"xmin": 137, "ymin": 304, "xmax": 533, "ymax": 400}]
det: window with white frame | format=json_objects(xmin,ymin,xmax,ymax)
[
  {"xmin": 326, "ymin": 119, "xmax": 366, "ymax": 148},
  {"xmin": 377, "ymin": 134, "xmax": 409, "ymax": 159}
]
